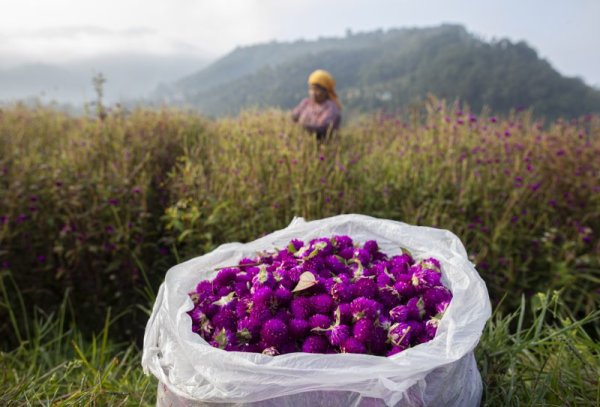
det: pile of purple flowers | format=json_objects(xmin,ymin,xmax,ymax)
[{"xmin": 188, "ymin": 236, "xmax": 452, "ymax": 356}]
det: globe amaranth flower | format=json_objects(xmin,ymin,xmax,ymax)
[
  {"xmin": 423, "ymin": 286, "xmax": 452, "ymax": 314},
  {"xmin": 288, "ymin": 318, "xmax": 311, "ymax": 337},
  {"xmin": 310, "ymin": 293, "xmax": 334, "ymax": 314},
  {"xmin": 290, "ymin": 296, "xmax": 312, "ymax": 319},
  {"xmin": 350, "ymin": 297, "xmax": 383, "ymax": 320},
  {"xmin": 309, "ymin": 313, "xmax": 332, "ymax": 330},
  {"xmin": 213, "ymin": 268, "xmax": 238, "ymax": 289},
  {"xmin": 340, "ymin": 337, "xmax": 366, "ymax": 354},
  {"xmin": 302, "ymin": 335, "xmax": 329, "ymax": 353},
  {"xmin": 352, "ymin": 318, "xmax": 375, "ymax": 343},
  {"xmin": 353, "ymin": 277, "xmax": 378, "ymax": 299},
  {"xmin": 260, "ymin": 318, "xmax": 289, "ymax": 347},
  {"xmin": 190, "ymin": 236, "xmax": 451, "ymax": 355},
  {"xmin": 331, "ymin": 281, "xmax": 354, "ymax": 303},
  {"xmin": 388, "ymin": 322, "xmax": 412, "ymax": 348},
  {"xmin": 327, "ymin": 324, "xmax": 351, "ymax": 347}
]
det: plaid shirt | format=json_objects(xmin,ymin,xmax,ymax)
[{"xmin": 292, "ymin": 98, "xmax": 341, "ymax": 134}]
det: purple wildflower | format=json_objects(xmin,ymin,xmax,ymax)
[
  {"xmin": 288, "ymin": 318, "xmax": 311, "ymax": 337},
  {"xmin": 328, "ymin": 324, "xmax": 351, "ymax": 347},
  {"xmin": 302, "ymin": 335, "xmax": 329, "ymax": 353},
  {"xmin": 341, "ymin": 337, "xmax": 366, "ymax": 354},
  {"xmin": 261, "ymin": 319, "xmax": 289, "ymax": 347},
  {"xmin": 310, "ymin": 293, "xmax": 334, "ymax": 314}
]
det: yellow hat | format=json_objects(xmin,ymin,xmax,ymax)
[{"xmin": 308, "ymin": 69, "xmax": 342, "ymax": 109}]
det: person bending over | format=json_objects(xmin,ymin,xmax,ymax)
[{"xmin": 291, "ymin": 69, "xmax": 342, "ymax": 142}]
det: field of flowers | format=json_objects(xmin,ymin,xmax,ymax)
[{"xmin": 0, "ymin": 100, "xmax": 598, "ymax": 405}]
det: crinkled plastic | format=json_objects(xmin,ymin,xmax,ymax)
[{"xmin": 142, "ymin": 214, "xmax": 491, "ymax": 407}]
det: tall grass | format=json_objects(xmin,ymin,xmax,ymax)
[
  {"xmin": 0, "ymin": 100, "xmax": 598, "ymax": 405},
  {"xmin": 0, "ymin": 272, "xmax": 155, "ymax": 406}
]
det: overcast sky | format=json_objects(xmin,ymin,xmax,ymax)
[{"xmin": 1, "ymin": 0, "xmax": 599, "ymax": 87}]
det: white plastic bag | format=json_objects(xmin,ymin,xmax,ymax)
[{"xmin": 142, "ymin": 214, "xmax": 491, "ymax": 406}]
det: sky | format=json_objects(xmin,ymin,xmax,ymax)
[{"xmin": 1, "ymin": 0, "xmax": 599, "ymax": 87}]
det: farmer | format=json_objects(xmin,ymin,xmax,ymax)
[{"xmin": 291, "ymin": 69, "xmax": 342, "ymax": 142}]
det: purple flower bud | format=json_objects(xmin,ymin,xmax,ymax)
[
  {"xmin": 290, "ymin": 296, "xmax": 312, "ymax": 319},
  {"xmin": 325, "ymin": 254, "xmax": 346, "ymax": 272},
  {"xmin": 354, "ymin": 248, "xmax": 371, "ymax": 266},
  {"xmin": 370, "ymin": 327, "xmax": 388, "ymax": 355},
  {"xmin": 332, "ymin": 235, "xmax": 353, "ymax": 249},
  {"xmin": 389, "ymin": 322, "xmax": 412, "ymax": 347},
  {"xmin": 328, "ymin": 324, "xmax": 350, "ymax": 346},
  {"xmin": 310, "ymin": 293, "xmax": 334, "ymax": 314},
  {"xmin": 353, "ymin": 278, "xmax": 377, "ymax": 299},
  {"xmin": 389, "ymin": 305, "xmax": 410, "ymax": 322},
  {"xmin": 363, "ymin": 240, "xmax": 379, "ymax": 254},
  {"xmin": 288, "ymin": 318, "xmax": 311, "ymax": 337},
  {"xmin": 350, "ymin": 297, "xmax": 383, "ymax": 320},
  {"xmin": 353, "ymin": 319, "xmax": 374, "ymax": 343},
  {"xmin": 261, "ymin": 318, "xmax": 289, "ymax": 347},
  {"xmin": 274, "ymin": 287, "xmax": 293, "ymax": 306},
  {"xmin": 337, "ymin": 303, "xmax": 353, "ymax": 324},
  {"xmin": 341, "ymin": 337, "xmax": 366, "ymax": 354},
  {"xmin": 213, "ymin": 268, "xmax": 238, "ymax": 288},
  {"xmin": 212, "ymin": 309, "xmax": 237, "ymax": 331},
  {"xmin": 302, "ymin": 335, "xmax": 329, "ymax": 353},
  {"xmin": 331, "ymin": 282, "xmax": 354, "ymax": 303},
  {"xmin": 309, "ymin": 314, "xmax": 332, "ymax": 330}
]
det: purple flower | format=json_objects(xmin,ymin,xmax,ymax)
[
  {"xmin": 370, "ymin": 327, "xmax": 388, "ymax": 355},
  {"xmin": 325, "ymin": 255, "xmax": 348, "ymax": 274},
  {"xmin": 253, "ymin": 287, "xmax": 275, "ymax": 308},
  {"xmin": 108, "ymin": 198, "xmax": 119, "ymax": 206},
  {"xmin": 350, "ymin": 297, "xmax": 382, "ymax": 320},
  {"xmin": 353, "ymin": 278, "xmax": 377, "ymax": 299},
  {"xmin": 212, "ymin": 309, "xmax": 237, "ymax": 331},
  {"xmin": 302, "ymin": 335, "xmax": 329, "ymax": 353},
  {"xmin": 387, "ymin": 345, "xmax": 407, "ymax": 356},
  {"xmin": 289, "ymin": 318, "xmax": 311, "ymax": 337},
  {"xmin": 378, "ymin": 286, "xmax": 400, "ymax": 308},
  {"xmin": 423, "ymin": 287, "xmax": 452, "ymax": 314},
  {"xmin": 213, "ymin": 268, "xmax": 238, "ymax": 288},
  {"xmin": 393, "ymin": 280, "xmax": 415, "ymax": 298},
  {"xmin": 309, "ymin": 314, "xmax": 332, "ymax": 330},
  {"xmin": 274, "ymin": 287, "xmax": 292, "ymax": 306},
  {"xmin": 331, "ymin": 281, "xmax": 354, "ymax": 303},
  {"xmin": 16, "ymin": 213, "xmax": 28, "ymax": 224},
  {"xmin": 354, "ymin": 248, "xmax": 372, "ymax": 266},
  {"xmin": 290, "ymin": 239, "xmax": 304, "ymax": 251},
  {"xmin": 352, "ymin": 319, "xmax": 374, "ymax": 343},
  {"xmin": 389, "ymin": 305, "xmax": 410, "ymax": 323},
  {"xmin": 328, "ymin": 324, "xmax": 350, "ymax": 346},
  {"xmin": 310, "ymin": 293, "xmax": 334, "ymax": 314},
  {"xmin": 389, "ymin": 322, "xmax": 412, "ymax": 347},
  {"xmin": 411, "ymin": 268, "xmax": 441, "ymax": 289},
  {"xmin": 332, "ymin": 235, "xmax": 353, "ymax": 249},
  {"xmin": 249, "ymin": 304, "xmax": 272, "ymax": 323},
  {"xmin": 425, "ymin": 318, "xmax": 440, "ymax": 339},
  {"xmin": 261, "ymin": 319, "xmax": 288, "ymax": 347},
  {"xmin": 338, "ymin": 247, "xmax": 355, "ymax": 260},
  {"xmin": 340, "ymin": 337, "xmax": 366, "ymax": 354},
  {"xmin": 337, "ymin": 303, "xmax": 353, "ymax": 324},
  {"xmin": 363, "ymin": 240, "xmax": 378, "ymax": 254},
  {"xmin": 290, "ymin": 296, "xmax": 312, "ymax": 319}
]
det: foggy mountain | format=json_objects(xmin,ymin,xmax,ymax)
[
  {"xmin": 0, "ymin": 53, "xmax": 211, "ymax": 106},
  {"xmin": 161, "ymin": 25, "xmax": 600, "ymax": 119}
]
